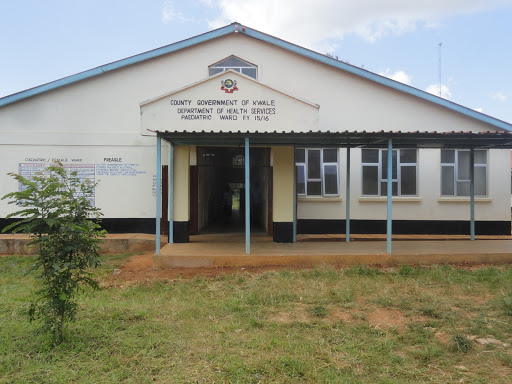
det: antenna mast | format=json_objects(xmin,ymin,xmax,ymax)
[{"xmin": 438, "ymin": 43, "xmax": 442, "ymax": 97}]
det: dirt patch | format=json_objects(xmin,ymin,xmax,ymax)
[
  {"xmin": 122, "ymin": 252, "xmax": 154, "ymax": 271},
  {"xmin": 434, "ymin": 331, "xmax": 451, "ymax": 344},
  {"xmin": 104, "ymin": 252, "xmax": 512, "ymax": 286},
  {"xmin": 367, "ymin": 308, "xmax": 408, "ymax": 331},
  {"xmin": 104, "ymin": 252, "xmax": 307, "ymax": 286},
  {"xmin": 409, "ymin": 314, "xmax": 432, "ymax": 325},
  {"xmin": 454, "ymin": 293, "xmax": 493, "ymax": 306},
  {"xmin": 328, "ymin": 309, "xmax": 355, "ymax": 323}
]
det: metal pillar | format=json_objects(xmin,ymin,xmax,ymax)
[
  {"xmin": 169, "ymin": 142, "xmax": 174, "ymax": 244},
  {"xmin": 470, "ymin": 147, "xmax": 475, "ymax": 240},
  {"xmin": 245, "ymin": 138, "xmax": 251, "ymax": 254},
  {"xmin": 155, "ymin": 136, "xmax": 162, "ymax": 254},
  {"xmin": 346, "ymin": 147, "xmax": 351, "ymax": 242},
  {"xmin": 293, "ymin": 147, "xmax": 297, "ymax": 242},
  {"xmin": 386, "ymin": 138, "xmax": 393, "ymax": 254}
]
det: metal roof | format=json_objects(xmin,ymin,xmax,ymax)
[
  {"xmin": 155, "ymin": 129, "xmax": 512, "ymax": 149},
  {"xmin": 1, "ymin": 22, "xmax": 511, "ymax": 132}
]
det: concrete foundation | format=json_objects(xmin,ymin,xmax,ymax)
[
  {"xmin": 0, "ymin": 234, "xmax": 166, "ymax": 255},
  {"xmin": 154, "ymin": 233, "xmax": 512, "ymax": 268}
]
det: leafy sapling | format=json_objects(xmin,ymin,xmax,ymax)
[{"xmin": 2, "ymin": 163, "xmax": 106, "ymax": 344}]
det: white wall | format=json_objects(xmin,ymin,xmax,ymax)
[
  {"xmin": 0, "ymin": 34, "xmax": 498, "ymax": 141},
  {"xmin": 297, "ymin": 148, "xmax": 510, "ymax": 222},
  {"xmin": 0, "ymin": 144, "xmax": 158, "ymax": 218},
  {"xmin": 0, "ymin": 32, "xmax": 508, "ymax": 223}
]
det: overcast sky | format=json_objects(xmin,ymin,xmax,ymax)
[{"xmin": 1, "ymin": 0, "xmax": 511, "ymax": 123}]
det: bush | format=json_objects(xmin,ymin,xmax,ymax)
[{"xmin": 2, "ymin": 163, "xmax": 105, "ymax": 344}]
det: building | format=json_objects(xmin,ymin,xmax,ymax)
[{"xmin": 1, "ymin": 23, "xmax": 511, "ymax": 254}]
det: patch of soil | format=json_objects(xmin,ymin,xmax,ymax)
[
  {"xmin": 410, "ymin": 314, "xmax": 432, "ymax": 324},
  {"xmin": 328, "ymin": 309, "xmax": 355, "ymax": 323},
  {"xmin": 367, "ymin": 308, "xmax": 408, "ymax": 331},
  {"xmin": 434, "ymin": 331, "xmax": 451, "ymax": 344},
  {"xmin": 104, "ymin": 253, "xmax": 310, "ymax": 286},
  {"xmin": 454, "ymin": 293, "xmax": 493, "ymax": 306},
  {"xmin": 104, "ymin": 253, "xmax": 512, "ymax": 286}
]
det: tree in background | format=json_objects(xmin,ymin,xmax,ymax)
[{"xmin": 2, "ymin": 163, "xmax": 105, "ymax": 344}]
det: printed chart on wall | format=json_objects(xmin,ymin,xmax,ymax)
[{"xmin": 18, "ymin": 163, "xmax": 96, "ymax": 206}]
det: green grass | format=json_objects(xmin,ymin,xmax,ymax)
[{"xmin": 1, "ymin": 257, "xmax": 512, "ymax": 383}]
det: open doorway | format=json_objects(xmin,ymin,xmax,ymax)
[{"xmin": 191, "ymin": 146, "xmax": 271, "ymax": 235}]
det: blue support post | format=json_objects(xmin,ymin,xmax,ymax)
[
  {"xmin": 386, "ymin": 138, "xmax": 392, "ymax": 254},
  {"xmin": 245, "ymin": 138, "xmax": 251, "ymax": 254},
  {"xmin": 470, "ymin": 147, "xmax": 475, "ymax": 240},
  {"xmin": 169, "ymin": 142, "xmax": 174, "ymax": 244},
  {"xmin": 346, "ymin": 147, "xmax": 351, "ymax": 243},
  {"xmin": 155, "ymin": 136, "xmax": 162, "ymax": 254},
  {"xmin": 293, "ymin": 147, "xmax": 297, "ymax": 243}
]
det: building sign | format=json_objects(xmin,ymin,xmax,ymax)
[
  {"xmin": 169, "ymin": 97, "xmax": 276, "ymax": 122},
  {"xmin": 19, "ymin": 162, "xmax": 96, "ymax": 205},
  {"xmin": 140, "ymin": 71, "xmax": 319, "ymax": 134},
  {"xmin": 16, "ymin": 156, "xmax": 149, "ymax": 208}
]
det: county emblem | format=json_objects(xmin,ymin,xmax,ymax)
[{"xmin": 220, "ymin": 79, "xmax": 238, "ymax": 93}]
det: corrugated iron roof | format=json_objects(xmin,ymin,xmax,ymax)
[{"xmin": 154, "ymin": 129, "xmax": 511, "ymax": 135}]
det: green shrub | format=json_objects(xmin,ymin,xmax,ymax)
[{"xmin": 2, "ymin": 163, "xmax": 105, "ymax": 344}]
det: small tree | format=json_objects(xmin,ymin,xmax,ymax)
[{"xmin": 2, "ymin": 163, "xmax": 106, "ymax": 344}]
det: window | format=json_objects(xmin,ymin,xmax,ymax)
[
  {"xmin": 208, "ymin": 56, "xmax": 257, "ymax": 79},
  {"xmin": 441, "ymin": 149, "xmax": 487, "ymax": 196},
  {"xmin": 361, "ymin": 149, "xmax": 417, "ymax": 196},
  {"xmin": 295, "ymin": 148, "xmax": 339, "ymax": 196}
]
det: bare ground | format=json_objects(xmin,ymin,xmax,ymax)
[
  {"xmin": 105, "ymin": 252, "xmax": 299, "ymax": 285},
  {"xmin": 106, "ymin": 252, "xmax": 507, "ymax": 286}
]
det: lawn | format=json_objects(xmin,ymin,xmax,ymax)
[{"xmin": 1, "ymin": 254, "xmax": 512, "ymax": 383}]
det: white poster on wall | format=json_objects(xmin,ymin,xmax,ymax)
[{"xmin": 1, "ymin": 146, "xmax": 156, "ymax": 219}]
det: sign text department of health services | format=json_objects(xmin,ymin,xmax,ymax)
[{"xmin": 169, "ymin": 99, "xmax": 277, "ymax": 122}]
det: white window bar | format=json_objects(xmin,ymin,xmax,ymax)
[
  {"xmin": 441, "ymin": 149, "xmax": 487, "ymax": 197},
  {"xmin": 361, "ymin": 149, "xmax": 418, "ymax": 197},
  {"xmin": 208, "ymin": 56, "xmax": 258, "ymax": 79},
  {"xmin": 295, "ymin": 148, "xmax": 339, "ymax": 197}
]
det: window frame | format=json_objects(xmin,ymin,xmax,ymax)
[
  {"xmin": 361, "ymin": 148, "xmax": 418, "ymax": 197},
  {"xmin": 295, "ymin": 148, "xmax": 339, "ymax": 197},
  {"xmin": 440, "ymin": 149, "xmax": 488, "ymax": 197},
  {"xmin": 208, "ymin": 55, "xmax": 258, "ymax": 79}
]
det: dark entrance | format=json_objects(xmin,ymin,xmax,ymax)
[{"xmin": 191, "ymin": 146, "xmax": 272, "ymax": 234}]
